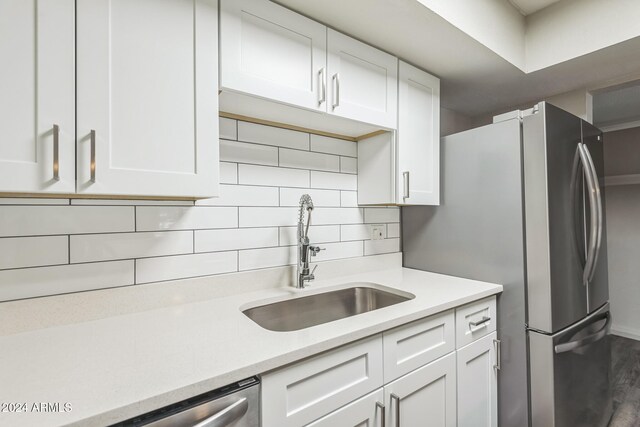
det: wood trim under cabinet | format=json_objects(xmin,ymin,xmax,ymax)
[{"xmin": 219, "ymin": 111, "xmax": 362, "ymax": 142}]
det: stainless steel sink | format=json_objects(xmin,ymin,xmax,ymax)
[{"xmin": 242, "ymin": 284, "xmax": 414, "ymax": 332}]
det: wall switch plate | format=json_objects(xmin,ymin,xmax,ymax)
[{"xmin": 371, "ymin": 225, "xmax": 385, "ymax": 240}]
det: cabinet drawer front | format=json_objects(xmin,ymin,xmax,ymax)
[
  {"xmin": 383, "ymin": 310, "xmax": 455, "ymax": 382},
  {"xmin": 456, "ymin": 296, "xmax": 497, "ymax": 348},
  {"xmin": 306, "ymin": 389, "xmax": 384, "ymax": 427},
  {"xmin": 262, "ymin": 335, "xmax": 384, "ymax": 427},
  {"xmin": 457, "ymin": 332, "xmax": 498, "ymax": 427},
  {"xmin": 384, "ymin": 352, "xmax": 457, "ymax": 427}
]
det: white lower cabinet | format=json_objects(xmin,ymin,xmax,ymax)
[
  {"xmin": 457, "ymin": 332, "xmax": 499, "ymax": 427},
  {"xmin": 261, "ymin": 335, "xmax": 383, "ymax": 427},
  {"xmin": 384, "ymin": 353, "xmax": 457, "ymax": 427},
  {"xmin": 306, "ymin": 389, "xmax": 385, "ymax": 427},
  {"xmin": 261, "ymin": 300, "xmax": 499, "ymax": 427}
]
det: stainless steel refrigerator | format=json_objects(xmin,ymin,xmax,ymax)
[{"xmin": 402, "ymin": 102, "xmax": 612, "ymax": 427}]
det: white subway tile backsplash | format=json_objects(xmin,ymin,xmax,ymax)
[
  {"xmin": 0, "ymin": 261, "xmax": 134, "ymax": 302},
  {"xmin": 279, "ymin": 188, "xmax": 340, "ymax": 207},
  {"xmin": 195, "ymin": 228, "xmax": 278, "ymax": 252},
  {"xmin": 279, "ymin": 225, "xmax": 341, "ymax": 246},
  {"xmin": 310, "ymin": 134, "xmax": 357, "ymax": 157},
  {"xmin": 313, "ymin": 208, "xmax": 364, "ymax": 225},
  {"xmin": 279, "ymin": 148, "xmax": 340, "ymax": 172},
  {"xmin": 238, "ymin": 164, "xmax": 309, "ymax": 188},
  {"xmin": 70, "ymin": 231, "xmax": 193, "ymax": 263},
  {"xmin": 0, "ymin": 118, "xmax": 400, "ymax": 301},
  {"xmin": 340, "ymin": 191, "xmax": 359, "ymax": 207},
  {"xmin": 311, "ymin": 171, "xmax": 357, "ymax": 191},
  {"xmin": 238, "ymin": 121, "xmax": 309, "ymax": 150},
  {"xmin": 0, "ymin": 206, "xmax": 134, "ymax": 237},
  {"xmin": 312, "ymin": 241, "xmax": 363, "ymax": 262},
  {"xmin": 387, "ymin": 223, "xmax": 400, "ymax": 238},
  {"xmin": 197, "ymin": 185, "xmax": 279, "ymax": 207},
  {"xmin": 340, "ymin": 157, "xmax": 358, "ymax": 174},
  {"xmin": 136, "ymin": 252, "xmax": 237, "ymax": 284},
  {"xmin": 341, "ymin": 224, "xmax": 386, "ymax": 242},
  {"xmin": 220, "ymin": 162, "xmax": 238, "ymax": 184},
  {"xmin": 0, "ymin": 236, "xmax": 68, "ymax": 270},
  {"xmin": 219, "ymin": 117, "xmax": 237, "ymax": 140},
  {"xmin": 364, "ymin": 207, "xmax": 400, "ymax": 223},
  {"xmin": 220, "ymin": 140, "xmax": 278, "ymax": 166},
  {"xmin": 136, "ymin": 206, "xmax": 238, "ymax": 231},
  {"xmin": 364, "ymin": 238, "xmax": 400, "ymax": 255},
  {"xmin": 239, "ymin": 207, "xmax": 298, "ymax": 227},
  {"xmin": 239, "ymin": 246, "xmax": 296, "ymax": 271}
]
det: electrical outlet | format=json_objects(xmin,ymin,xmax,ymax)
[{"xmin": 371, "ymin": 225, "xmax": 384, "ymax": 240}]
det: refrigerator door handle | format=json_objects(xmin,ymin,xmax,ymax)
[
  {"xmin": 577, "ymin": 143, "xmax": 599, "ymax": 285},
  {"xmin": 554, "ymin": 311, "xmax": 611, "ymax": 354},
  {"xmin": 582, "ymin": 143, "xmax": 603, "ymax": 284}
]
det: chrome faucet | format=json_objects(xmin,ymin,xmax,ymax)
[{"xmin": 297, "ymin": 194, "xmax": 323, "ymax": 288}]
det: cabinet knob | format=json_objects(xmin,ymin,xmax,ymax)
[{"xmin": 90, "ymin": 130, "xmax": 96, "ymax": 183}]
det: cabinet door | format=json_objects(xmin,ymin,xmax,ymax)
[
  {"xmin": 262, "ymin": 335, "xmax": 384, "ymax": 427},
  {"xmin": 0, "ymin": 0, "xmax": 75, "ymax": 194},
  {"xmin": 220, "ymin": 0, "xmax": 327, "ymax": 112},
  {"xmin": 397, "ymin": 61, "xmax": 440, "ymax": 205},
  {"xmin": 307, "ymin": 389, "xmax": 385, "ymax": 427},
  {"xmin": 327, "ymin": 29, "xmax": 398, "ymax": 129},
  {"xmin": 76, "ymin": 0, "xmax": 219, "ymax": 198},
  {"xmin": 457, "ymin": 332, "xmax": 498, "ymax": 427},
  {"xmin": 385, "ymin": 352, "xmax": 457, "ymax": 427}
]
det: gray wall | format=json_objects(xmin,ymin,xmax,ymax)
[{"xmin": 603, "ymin": 126, "xmax": 640, "ymax": 340}]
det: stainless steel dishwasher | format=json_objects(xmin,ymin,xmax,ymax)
[{"xmin": 111, "ymin": 377, "xmax": 260, "ymax": 427}]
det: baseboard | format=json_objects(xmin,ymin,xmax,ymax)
[{"xmin": 611, "ymin": 324, "xmax": 640, "ymax": 341}]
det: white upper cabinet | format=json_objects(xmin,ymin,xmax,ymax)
[
  {"xmin": 220, "ymin": 0, "xmax": 327, "ymax": 112},
  {"xmin": 358, "ymin": 62, "xmax": 440, "ymax": 206},
  {"xmin": 0, "ymin": 0, "xmax": 75, "ymax": 194},
  {"xmin": 397, "ymin": 61, "xmax": 440, "ymax": 205},
  {"xmin": 76, "ymin": 0, "xmax": 219, "ymax": 198},
  {"xmin": 327, "ymin": 29, "xmax": 398, "ymax": 129}
]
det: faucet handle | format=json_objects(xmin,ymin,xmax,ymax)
[
  {"xmin": 309, "ymin": 246, "xmax": 324, "ymax": 256},
  {"xmin": 308, "ymin": 264, "xmax": 318, "ymax": 281}
]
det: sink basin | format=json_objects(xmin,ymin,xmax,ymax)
[{"xmin": 242, "ymin": 284, "xmax": 414, "ymax": 332}]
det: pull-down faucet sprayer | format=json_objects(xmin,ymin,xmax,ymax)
[{"xmin": 297, "ymin": 194, "xmax": 323, "ymax": 288}]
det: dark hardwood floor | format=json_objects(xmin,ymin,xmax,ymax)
[{"xmin": 609, "ymin": 335, "xmax": 640, "ymax": 426}]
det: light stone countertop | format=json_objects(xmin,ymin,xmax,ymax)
[{"xmin": 0, "ymin": 254, "xmax": 502, "ymax": 427}]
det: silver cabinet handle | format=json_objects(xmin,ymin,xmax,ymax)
[
  {"xmin": 52, "ymin": 124, "xmax": 60, "ymax": 181},
  {"xmin": 582, "ymin": 143, "xmax": 603, "ymax": 284},
  {"xmin": 318, "ymin": 68, "xmax": 326, "ymax": 106},
  {"xmin": 376, "ymin": 401, "xmax": 386, "ymax": 427},
  {"xmin": 193, "ymin": 397, "xmax": 248, "ymax": 427},
  {"xmin": 469, "ymin": 316, "xmax": 491, "ymax": 327},
  {"xmin": 402, "ymin": 171, "xmax": 410, "ymax": 199},
  {"xmin": 493, "ymin": 339, "xmax": 501, "ymax": 371},
  {"xmin": 332, "ymin": 73, "xmax": 340, "ymax": 109},
  {"xmin": 391, "ymin": 393, "xmax": 401, "ymax": 427},
  {"xmin": 90, "ymin": 130, "xmax": 96, "ymax": 183},
  {"xmin": 577, "ymin": 143, "xmax": 599, "ymax": 285}
]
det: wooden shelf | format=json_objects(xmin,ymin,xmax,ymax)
[{"xmin": 604, "ymin": 174, "xmax": 640, "ymax": 187}]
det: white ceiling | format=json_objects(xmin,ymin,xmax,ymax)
[
  {"xmin": 276, "ymin": 0, "xmax": 640, "ymax": 118},
  {"xmin": 508, "ymin": 0, "xmax": 562, "ymax": 15}
]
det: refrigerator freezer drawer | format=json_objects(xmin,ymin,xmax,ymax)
[{"xmin": 528, "ymin": 303, "xmax": 612, "ymax": 427}]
